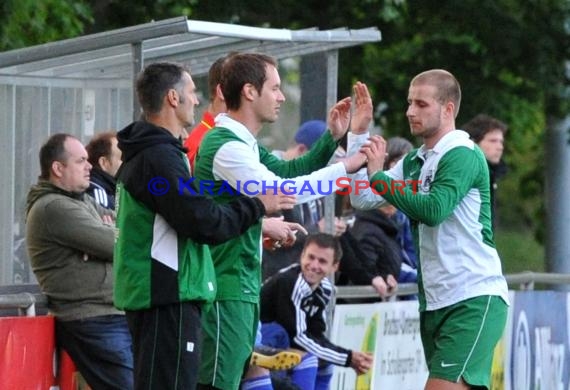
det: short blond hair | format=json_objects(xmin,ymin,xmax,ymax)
[{"xmin": 411, "ymin": 69, "xmax": 461, "ymax": 117}]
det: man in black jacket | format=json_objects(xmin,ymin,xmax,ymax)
[
  {"xmin": 260, "ymin": 233, "xmax": 373, "ymax": 388},
  {"xmin": 86, "ymin": 131, "xmax": 122, "ymax": 209}
]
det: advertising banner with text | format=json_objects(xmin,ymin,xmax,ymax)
[
  {"xmin": 330, "ymin": 301, "xmax": 428, "ymax": 389},
  {"xmin": 331, "ymin": 291, "xmax": 570, "ymax": 390}
]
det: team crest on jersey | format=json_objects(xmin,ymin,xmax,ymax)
[{"xmin": 421, "ymin": 169, "xmax": 435, "ymax": 193}]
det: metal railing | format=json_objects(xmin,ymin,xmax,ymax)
[
  {"xmin": 0, "ymin": 292, "xmax": 47, "ymax": 316},
  {"xmin": 1, "ymin": 272, "xmax": 569, "ymax": 316},
  {"xmin": 335, "ymin": 271, "xmax": 570, "ymax": 300}
]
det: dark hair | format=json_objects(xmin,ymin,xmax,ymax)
[
  {"xmin": 385, "ymin": 137, "xmax": 414, "ymax": 170},
  {"xmin": 136, "ymin": 62, "xmax": 190, "ymax": 115},
  {"xmin": 207, "ymin": 56, "xmax": 227, "ymax": 102},
  {"xmin": 39, "ymin": 133, "xmax": 74, "ymax": 180},
  {"xmin": 86, "ymin": 131, "xmax": 117, "ymax": 168},
  {"xmin": 303, "ymin": 233, "xmax": 343, "ymax": 263},
  {"xmin": 221, "ymin": 53, "xmax": 277, "ymax": 111},
  {"xmin": 461, "ymin": 114, "xmax": 508, "ymax": 144},
  {"xmin": 411, "ymin": 69, "xmax": 462, "ymax": 117}
]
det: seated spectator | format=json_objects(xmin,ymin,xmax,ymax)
[
  {"xmin": 85, "ymin": 131, "xmax": 122, "ymax": 209},
  {"xmin": 25, "ymin": 133, "xmax": 133, "ymax": 389},
  {"xmin": 260, "ymin": 233, "xmax": 373, "ymax": 389}
]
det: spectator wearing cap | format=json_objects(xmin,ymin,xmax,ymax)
[{"xmin": 272, "ymin": 119, "xmax": 327, "ymax": 161}]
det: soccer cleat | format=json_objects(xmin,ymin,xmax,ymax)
[{"xmin": 250, "ymin": 345, "xmax": 302, "ymax": 370}]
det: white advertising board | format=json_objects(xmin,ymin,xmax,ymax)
[{"xmin": 330, "ymin": 301, "xmax": 428, "ymax": 389}]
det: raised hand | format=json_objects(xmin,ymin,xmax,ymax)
[
  {"xmin": 350, "ymin": 82, "xmax": 373, "ymax": 134},
  {"xmin": 327, "ymin": 96, "xmax": 352, "ymax": 140}
]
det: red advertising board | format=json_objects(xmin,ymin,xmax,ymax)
[
  {"xmin": 0, "ymin": 315, "xmax": 84, "ymax": 389},
  {"xmin": 0, "ymin": 316, "xmax": 57, "ymax": 388}
]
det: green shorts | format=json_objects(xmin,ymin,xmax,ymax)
[
  {"xmin": 198, "ymin": 300, "xmax": 258, "ymax": 390},
  {"xmin": 420, "ymin": 295, "xmax": 508, "ymax": 389}
]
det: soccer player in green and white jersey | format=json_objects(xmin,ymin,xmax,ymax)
[{"xmin": 349, "ymin": 69, "xmax": 509, "ymax": 390}]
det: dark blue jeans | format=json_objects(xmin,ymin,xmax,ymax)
[{"xmin": 55, "ymin": 315, "xmax": 134, "ymax": 390}]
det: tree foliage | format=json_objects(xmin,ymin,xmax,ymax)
[
  {"xmin": 351, "ymin": 0, "xmax": 569, "ymax": 239},
  {"xmin": 84, "ymin": 0, "xmax": 196, "ymax": 34},
  {"xmin": 0, "ymin": 0, "xmax": 91, "ymax": 51}
]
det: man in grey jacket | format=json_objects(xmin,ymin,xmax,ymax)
[{"xmin": 26, "ymin": 133, "xmax": 133, "ymax": 390}]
